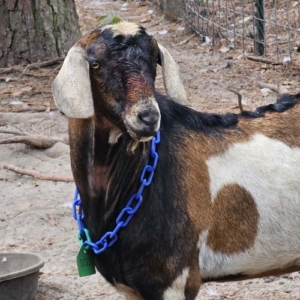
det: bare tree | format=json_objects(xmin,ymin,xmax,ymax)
[{"xmin": 0, "ymin": 0, "xmax": 81, "ymax": 67}]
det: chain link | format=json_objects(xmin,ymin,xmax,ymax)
[{"xmin": 73, "ymin": 131, "xmax": 161, "ymax": 254}]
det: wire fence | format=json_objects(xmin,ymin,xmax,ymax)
[{"xmin": 185, "ymin": 0, "xmax": 300, "ymax": 61}]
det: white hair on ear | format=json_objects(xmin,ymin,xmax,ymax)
[
  {"xmin": 158, "ymin": 43, "xmax": 188, "ymax": 105},
  {"xmin": 52, "ymin": 45, "xmax": 94, "ymax": 118}
]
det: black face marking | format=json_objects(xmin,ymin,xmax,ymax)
[{"xmin": 86, "ymin": 27, "xmax": 160, "ymax": 138}]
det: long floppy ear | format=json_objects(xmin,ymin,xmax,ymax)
[
  {"xmin": 157, "ymin": 43, "xmax": 188, "ymax": 105},
  {"xmin": 52, "ymin": 45, "xmax": 94, "ymax": 118}
]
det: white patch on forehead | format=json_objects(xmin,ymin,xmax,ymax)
[
  {"xmin": 103, "ymin": 21, "xmax": 141, "ymax": 38},
  {"xmin": 198, "ymin": 134, "xmax": 300, "ymax": 279},
  {"xmin": 163, "ymin": 268, "xmax": 189, "ymax": 300}
]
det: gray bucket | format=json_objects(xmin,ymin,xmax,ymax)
[{"xmin": 0, "ymin": 253, "xmax": 44, "ymax": 300}]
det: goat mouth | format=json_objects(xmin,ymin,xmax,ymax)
[{"xmin": 125, "ymin": 122, "xmax": 158, "ymax": 142}]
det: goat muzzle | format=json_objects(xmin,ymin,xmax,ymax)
[{"xmin": 124, "ymin": 99, "xmax": 161, "ymax": 141}]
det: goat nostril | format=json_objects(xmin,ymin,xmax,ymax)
[{"xmin": 138, "ymin": 111, "xmax": 159, "ymax": 127}]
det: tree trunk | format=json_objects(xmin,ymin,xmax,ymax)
[{"xmin": 0, "ymin": 0, "xmax": 81, "ymax": 67}]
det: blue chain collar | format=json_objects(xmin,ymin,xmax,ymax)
[{"xmin": 72, "ymin": 131, "xmax": 161, "ymax": 254}]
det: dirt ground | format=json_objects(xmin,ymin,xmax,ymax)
[{"xmin": 1, "ymin": 0, "xmax": 300, "ymax": 299}]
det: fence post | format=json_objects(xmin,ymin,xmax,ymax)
[{"xmin": 255, "ymin": 0, "xmax": 265, "ymax": 55}]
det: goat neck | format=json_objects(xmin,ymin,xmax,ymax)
[{"xmin": 68, "ymin": 116, "xmax": 149, "ymax": 243}]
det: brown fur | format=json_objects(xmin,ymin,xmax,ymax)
[
  {"xmin": 177, "ymin": 132, "xmax": 214, "ymax": 233},
  {"xmin": 126, "ymin": 81, "xmax": 153, "ymax": 104},
  {"xmin": 207, "ymin": 184, "xmax": 259, "ymax": 254},
  {"xmin": 179, "ymin": 103, "xmax": 300, "ymax": 256},
  {"xmin": 68, "ymin": 118, "xmax": 94, "ymax": 186},
  {"xmin": 205, "ymin": 265, "xmax": 300, "ymax": 283},
  {"xmin": 184, "ymin": 256, "xmax": 201, "ymax": 300},
  {"xmin": 239, "ymin": 106, "xmax": 300, "ymax": 148},
  {"xmin": 78, "ymin": 32, "xmax": 101, "ymax": 48}
]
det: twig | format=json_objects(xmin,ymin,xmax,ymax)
[
  {"xmin": 178, "ymin": 33, "xmax": 196, "ymax": 45},
  {"xmin": 5, "ymin": 107, "xmax": 58, "ymax": 113},
  {"xmin": 28, "ymin": 57, "xmax": 64, "ymax": 69},
  {"xmin": 257, "ymin": 81, "xmax": 288, "ymax": 94},
  {"xmin": 22, "ymin": 73, "xmax": 51, "ymax": 78},
  {"xmin": 149, "ymin": 17, "xmax": 164, "ymax": 28},
  {"xmin": 0, "ymin": 66, "xmax": 22, "ymax": 75},
  {"xmin": 21, "ymin": 57, "xmax": 65, "ymax": 75},
  {"xmin": 0, "ymin": 129, "xmax": 28, "ymax": 136},
  {"xmin": 0, "ymin": 113, "xmax": 49, "ymax": 126},
  {"xmin": 246, "ymin": 55, "xmax": 282, "ymax": 65},
  {"xmin": 0, "ymin": 135, "xmax": 69, "ymax": 149},
  {"xmin": 2, "ymin": 164, "xmax": 73, "ymax": 182},
  {"xmin": 50, "ymin": 62, "xmax": 63, "ymax": 75},
  {"xmin": 42, "ymin": 123, "xmax": 57, "ymax": 132},
  {"xmin": 10, "ymin": 124, "xmax": 28, "ymax": 134},
  {"xmin": 269, "ymin": 40, "xmax": 292, "ymax": 46},
  {"xmin": 227, "ymin": 87, "xmax": 243, "ymax": 112},
  {"xmin": 0, "ymin": 77, "xmax": 18, "ymax": 82},
  {"xmin": 211, "ymin": 60, "xmax": 231, "ymax": 72}
]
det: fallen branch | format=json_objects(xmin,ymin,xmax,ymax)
[
  {"xmin": 227, "ymin": 87, "xmax": 243, "ymax": 113},
  {"xmin": 0, "ymin": 129, "xmax": 28, "ymax": 136},
  {"xmin": 0, "ymin": 58, "xmax": 64, "ymax": 76},
  {"xmin": 0, "ymin": 77, "xmax": 18, "ymax": 82},
  {"xmin": 257, "ymin": 81, "xmax": 288, "ymax": 94},
  {"xmin": 50, "ymin": 62, "xmax": 63, "ymax": 75},
  {"xmin": 0, "ymin": 66, "xmax": 22, "ymax": 75},
  {"xmin": 22, "ymin": 72, "xmax": 51, "ymax": 78},
  {"xmin": 211, "ymin": 60, "xmax": 231, "ymax": 72},
  {"xmin": 2, "ymin": 164, "xmax": 73, "ymax": 182},
  {"xmin": 149, "ymin": 17, "xmax": 164, "ymax": 28},
  {"xmin": 28, "ymin": 57, "xmax": 64, "ymax": 70},
  {"xmin": 21, "ymin": 57, "xmax": 65, "ymax": 76},
  {"xmin": 178, "ymin": 33, "xmax": 196, "ymax": 45},
  {"xmin": 0, "ymin": 135, "xmax": 69, "ymax": 149},
  {"xmin": 246, "ymin": 55, "xmax": 282, "ymax": 65},
  {"xmin": 6, "ymin": 107, "xmax": 58, "ymax": 113},
  {"xmin": 0, "ymin": 113, "xmax": 51, "ymax": 126}
]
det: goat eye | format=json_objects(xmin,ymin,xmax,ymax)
[{"xmin": 91, "ymin": 62, "xmax": 100, "ymax": 69}]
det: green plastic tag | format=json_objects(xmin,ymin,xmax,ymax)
[{"xmin": 76, "ymin": 245, "xmax": 96, "ymax": 277}]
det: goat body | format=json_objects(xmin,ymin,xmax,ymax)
[{"xmin": 53, "ymin": 21, "xmax": 300, "ymax": 300}]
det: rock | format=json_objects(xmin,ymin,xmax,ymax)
[{"xmin": 44, "ymin": 142, "xmax": 70, "ymax": 158}]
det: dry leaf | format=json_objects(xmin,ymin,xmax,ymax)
[
  {"xmin": 159, "ymin": 29, "xmax": 168, "ymax": 35},
  {"xmin": 140, "ymin": 17, "xmax": 151, "ymax": 23},
  {"xmin": 21, "ymin": 86, "xmax": 33, "ymax": 92},
  {"xmin": 220, "ymin": 46, "xmax": 230, "ymax": 53}
]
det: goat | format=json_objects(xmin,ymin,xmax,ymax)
[{"xmin": 52, "ymin": 21, "xmax": 300, "ymax": 300}]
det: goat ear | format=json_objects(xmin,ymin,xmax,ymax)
[
  {"xmin": 52, "ymin": 45, "xmax": 94, "ymax": 118},
  {"xmin": 157, "ymin": 43, "xmax": 188, "ymax": 105}
]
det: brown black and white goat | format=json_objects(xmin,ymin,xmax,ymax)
[{"xmin": 52, "ymin": 21, "xmax": 300, "ymax": 300}]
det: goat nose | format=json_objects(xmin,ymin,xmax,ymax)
[{"xmin": 138, "ymin": 110, "xmax": 159, "ymax": 127}]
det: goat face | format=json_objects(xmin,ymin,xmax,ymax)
[
  {"xmin": 86, "ymin": 28, "xmax": 161, "ymax": 141},
  {"xmin": 52, "ymin": 21, "xmax": 187, "ymax": 141}
]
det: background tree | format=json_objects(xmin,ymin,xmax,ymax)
[{"xmin": 0, "ymin": 0, "xmax": 81, "ymax": 67}]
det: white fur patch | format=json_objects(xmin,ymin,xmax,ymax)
[
  {"xmin": 109, "ymin": 127, "xmax": 122, "ymax": 144},
  {"xmin": 199, "ymin": 134, "xmax": 300, "ymax": 279},
  {"xmin": 115, "ymin": 282, "xmax": 143, "ymax": 300},
  {"xmin": 163, "ymin": 268, "xmax": 189, "ymax": 300},
  {"xmin": 103, "ymin": 21, "xmax": 141, "ymax": 38}
]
